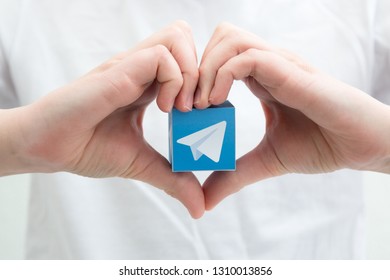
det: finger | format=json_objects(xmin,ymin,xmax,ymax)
[
  {"xmin": 203, "ymin": 139, "xmax": 286, "ymax": 211},
  {"xmin": 170, "ymin": 21, "xmax": 199, "ymax": 112},
  {"xmin": 210, "ymin": 48, "xmax": 374, "ymax": 132},
  {"xmin": 128, "ymin": 143, "xmax": 205, "ymax": 219},
  {"xmin": 132, "ymin": 21, "xmax": 199, "ymax": 112},
  {"xmin": 209, "ymin": 48, "xmax": 316, "ymax": 108},
  {"xmin": 200, "ymin": 22, "xmax": 231, "ymax": 60},
  {"xmin": 202, "ymin": 49, "xmax": 309, "ymax": 210},
  {"xmin": 41, "ymin": 45, "xmax": 183, "ymax": 135},
  {"xmin": 153, "ymin": 45, "xmax": 185, "ymax": 112},
  {"xmin": 195, "ymin": 23, "xmax": 272, "ymax": 108},
  {"xmin": 101, "ymin": 45, "xmax": 183, "ymax": 115}
]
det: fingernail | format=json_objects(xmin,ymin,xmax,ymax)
[
  {"xmin": 194, "ymin": 87, "xmax": 201, "ymax": 105},
  {"xmin": 186, "ymin": 94, "xmax": 193, "ymax": 111},
  {"xmin": 168, "ymin": 102, "xmax": 174, "ymax": 112},
  {"xmin": 208, "ymin": 89, "xmax": 215, "ymax": 104}
]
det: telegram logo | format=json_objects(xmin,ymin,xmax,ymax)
[
  {"xmin": 169, "ymin": 101, "xmax": 235, "ymax": 172},
  {"xmin": 177, "ymin": 121, "xmax": 226, "ymax": 163}
]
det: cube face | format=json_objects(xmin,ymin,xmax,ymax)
[{"xmin": 169, "ymin": 101, "xmax": 235, "ymax": 172}]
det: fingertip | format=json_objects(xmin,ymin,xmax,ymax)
[
  {"xmin": 194, "ymin": 102, "xmax": 210, "ymax": 110},
  {"xmin": 168, "ymin": 171, "xmax": 205, "ymax": 219},
  {"xmin": 195, "ymin": 66, "xmax": 214, "ymax": 109},
  {"xmin": 193, "ymin": 87, "xmax": 211, "ymax": 109},
  {"xmin": 208, "ymin": 88, "xmax": 228, "ymax": 106},
  {"xmin": 156, "ymin": 97, "xmax": 174, "ymax": 113},
  {"xmin": 202, "ymin": 171, "xmax": 230, "ymax": 211},
  {"xmin": 193, "ymin": 87, "xmax": 202, "ymax": 108},
  {"xmin": 190, "ymin": 206, "xmax": 205, "ymax": 219},
  {"xmin": 156, "ymin": 77, "xmax": 183, "ymax": 113},
  {"xmin": 173, "ymin": 94, "xmax": 193, "ymax": 112},
  {"xmin": 172, "ymin": 19, "xmax": 191, "ymax": 30},
  {"xmin": 172, "ymin": 69, "xmax": 198, "ymax": 112},
  {"xmin": 205, "ymin": 201, "xmax": 217, "ymax": 212}
]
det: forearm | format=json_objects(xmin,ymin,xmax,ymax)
[
  {"xmin": 0, "ymin": 107, "xmax": 39, "ymax": 176},
  {"xmin": 367, "ymin": 102, "xmax": 390, "ymax": 174}
]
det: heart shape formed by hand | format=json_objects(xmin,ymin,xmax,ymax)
[{"xmin": 25, "ymin": 21, "xmax": 385, "ymax": 221}]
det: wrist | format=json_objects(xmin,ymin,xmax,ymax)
[
  {"xmin": 379, "ymin": 104, "xmax": 390, "ymax": 173},
  {"xmin": 0, "ymin": 106, "xmax": 52, "ymax": 176},
  {"xmin": 0, "ymin": 108, "xmax": 26, "ymax": 175},
  {"xmin": 366, "ymin": 103, "xmax": 390, "ymax": 174}
]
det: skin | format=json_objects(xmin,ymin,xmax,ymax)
[
  {"xmin": 0, "ymin": 21, "xmax": 204, "ymax": 219},
  {"xmin": 1, "ymin": 21, "xmax": 389, "ymax": 217},
  {"xmin": 196, "ymin": 23, "xmax": 390, "ymax": 210}
]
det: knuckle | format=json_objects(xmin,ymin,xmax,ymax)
[
  {"xmin": 215, "ymin": 21, "xmax": 238, "ymax": 37},
  {"xmin": 174, "ymin": 75, "xmax": 184, "ymax": 88},
  {"xmin": 152, "ymin": 44, "xmax": 169, "ymax": 55},
  {"xmin": 216, "ymin": 21, "xmax": 233, "ymax": 31},
  {"xmin": 166, "ymin": 23, "xmax": 188, "ymax": 41},
  {"xmin": 245, "ymin": 48, "xmax": 260, "ymax": 57},
  {"xmin": 99, "ymin": 71, "xmax": 133, "ymax": 107},
  {"xmin": 215, "ymin": 64, "xmax": 226, "ymax": 77},
  {"xmin": 173, "ymin": 20, "xmax": 191, "ymax": 33},
  {"xmin": 186, "ymin": 68, "xmax": 199, "ymax": 82},
  {"xmin": 152, "ymin": 44, "xmax": 174, "ymax": 62},
  {"xmin": 94, "ymin": 57, "xmax": 121, "ymax": 73},
  {"xmin": 198, "ymin": 63, "xmax": 209, "ymax": 77}
]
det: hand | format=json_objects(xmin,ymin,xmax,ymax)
[
  {"xmin": 197, "ymin": 23, "xmax": 390, "ymax": 210},
  {"xmin": 2, "ymin": 21, "xmax": 204, "ymax": 218}
]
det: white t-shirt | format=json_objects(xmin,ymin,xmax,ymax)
[{"xmin": 0, "ymin": 0, "xmax": 389, "ymax": 259}]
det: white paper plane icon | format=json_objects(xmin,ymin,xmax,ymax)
[{"xmin": 177, "ymin": 121, "xmax": 226, "ymax": 163}]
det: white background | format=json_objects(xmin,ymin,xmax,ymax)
[{"xmin": 0, "ymin": 172, "xmax": 389, "ymax": 259}]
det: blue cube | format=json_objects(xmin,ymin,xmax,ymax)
[{"xmin": 169, "ymin": 101, "xmax": 236, "ymax": 172}]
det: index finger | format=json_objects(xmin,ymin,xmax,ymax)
[
  {"xmin": 195, "ymin": 23, "xmax": 272, "ymax": 108},
  {"xmin": 132, "ymin": 21, "xmax": 199, "ymax": 112}
]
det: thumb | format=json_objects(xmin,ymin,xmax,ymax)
[
  {"xmin": 128, "ymin": 143, "xmax": 205, "ymax": 219},
  {"xmin": 203, "ymin": 139, "xmax": 285, "ymax": 211}
]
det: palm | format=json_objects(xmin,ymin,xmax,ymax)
[
  {"xmin": 204, "ymin": 72, "xmax": 386, "ymax": 209},
  {"xmin": 199, "ymin": 23, "xmax": 390, "ymax": 210},
  {"xmin": 68, "ymin": 86, "xmax": 158, "ymax": 178},
  {"xmin": 15, "ymin": 21, "xmax": 207, "ymax": 218},
  {"xmin": 259, "ymin": 102, "xmax": 338, "ymax": 176},
  {"xmin": 72, "ymin": 106, "xmax": 148, "ymax": 177},
  {"xmin": 248, "ymin": 75, "xmax": 386, "ymax": 177}
]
